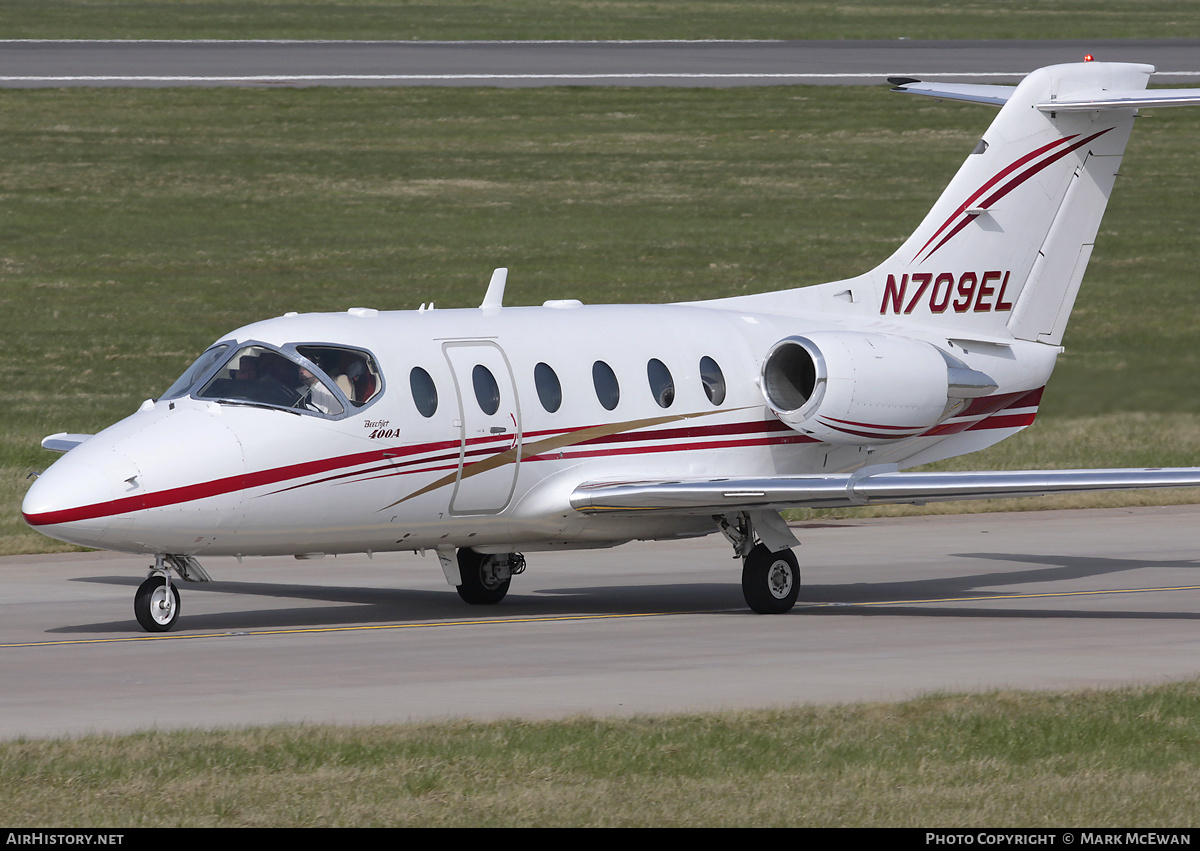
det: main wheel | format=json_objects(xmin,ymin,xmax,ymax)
[
  {"xmin": 741, "ymin": 544, "xmax": 800, "ymax": 614},
  {"xmin": 134, "ymin": 575, "xmax": 181, "ymax": 632},
  {"xmin": 455, "ymin": 548, "xmax": 511, "ymax": 605}
]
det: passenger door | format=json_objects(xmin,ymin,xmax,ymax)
[{"xmin": 442, "ymin": 341, "xmax": 522, "ymax": 515}]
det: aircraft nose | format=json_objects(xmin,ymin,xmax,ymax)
[
  {"xmin": 22, "ymin": 450, "xmax": 121, "ymax": 548},
  {"xmin": 24, "ymin": 405, "xmax": 248, "ymax": 553}
]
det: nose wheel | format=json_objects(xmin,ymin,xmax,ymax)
[{"xmin": 134, "ymin": 574, "xmax": 180, "ymax": 632}]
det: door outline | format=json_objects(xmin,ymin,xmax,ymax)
[{"xmin": 442, "ymin": 340, "xmax": 522, "ymax": 515}]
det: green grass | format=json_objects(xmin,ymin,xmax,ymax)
[
  {"xmin": 3, "ymin": 0, "xmax": 1200, "ymax": 41},
  {"xmin": 3, "ymin": 84, "xmax": 1199, "ymax": 553},
  {"xmin": 4, "ymin": 681, "xmax": 1200, "ymax": 825}
]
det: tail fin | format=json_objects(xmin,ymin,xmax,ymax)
[{"xmin": 806, "ymin": 62, "xmax": 1200, "ymax": 344}]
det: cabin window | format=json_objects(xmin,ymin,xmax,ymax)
[
  {"xmin": 295, "ymin": 345, "xmax": 382, "ymax": 406},
  {"xmin": 410, "ymin": 367, "xmax": 438, "ymax": 418},
  {"xmin": 700, "ymin": 356, "xmax": 726, "ymax": 405},
  {"xmin": 162, "ymin": 344, "xmax": 231, "ymax": 400},
  {"xmin": 473, "ymin": 364, "xmax": 500, "ymax": 415},
  {"xmin": 535, "ymin": 362, "xmax": 562, "ymax": 413},
  {"xmin": 593, "ymin": 361, "xmax": 620, "ymax": 411},
  {"xmin": 647, "ymin": 358, "xmax": 675, "ymax": 408},
  {"xmin": 197, "ymin": 344, "xmax": 344, "ymax": 416}
]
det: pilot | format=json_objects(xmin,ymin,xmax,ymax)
[{"xmin": 235, "ymin": 357, "xmax": 259, "ymax": 382}]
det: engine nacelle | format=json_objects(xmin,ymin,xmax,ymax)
[{"xmin": 760, "ymin": 332, "xmax": 995, "ymax": 445}]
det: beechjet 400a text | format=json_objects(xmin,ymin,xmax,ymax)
[{"xmin": 23, "ymin": 60, "xmax": 1200, "ymax": 631}]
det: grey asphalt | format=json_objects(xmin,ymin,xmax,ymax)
[
  {"xmin": 1, "ymin": 39, "xmax": 1199, "ymax": 87},
  {"xmin": 3, "ymin": 506, "xmax": 1199, "ymax": 739}
]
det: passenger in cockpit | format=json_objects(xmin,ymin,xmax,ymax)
[{"xmin": 297, "ymin": 366, "xmax": 341, "ymax": 415}]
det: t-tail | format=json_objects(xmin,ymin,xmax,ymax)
[{"xmin": 802, "ymin": 61, "xmax": 1200, "ymax": 344}]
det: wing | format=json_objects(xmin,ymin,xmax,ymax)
[
  {"xmin": 40, "ymin": 433, "xmax": 94, "ymax": 454},
  {"xmin": 570, "ymin": 467, "xmax": 1200, "ymax": 514}
]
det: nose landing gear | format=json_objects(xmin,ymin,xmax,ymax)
[
  {"xmin": 133, "ymin": 554, "xmax": 212, "ymax": 632},
  {"xmin": 134, "ymin": 572, "xmax": 180, "ymax": 632}
]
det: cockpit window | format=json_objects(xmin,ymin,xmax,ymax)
[
  {"xmin": 294, "ymin": 345, "xmax": 382, "ymax": 407},
  {"xmin": 197, "ymin": 345, "xmax": 344, "ymax": 416},
  {"xmin": 161, "ymin": 344, "xmax": 231, "ymax": 400}
]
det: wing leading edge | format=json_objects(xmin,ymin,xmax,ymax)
[
  {"xmin": 570, "ymin": 468, "xmax": 1200, "ymax": 515},
  {"xmin": 41, "ymin": 433, "xmax": 93, "ymax": 454}
]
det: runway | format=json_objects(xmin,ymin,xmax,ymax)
[
  {"xmin": 2, "ymin": 38, "xmax": 1200, "ymax": 87},
  {"xmin": 3, "ymin": 506, "xmax": 1199, "ymax": 739}
]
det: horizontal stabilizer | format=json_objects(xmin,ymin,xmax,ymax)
[
  {"xmin": 571, "ymin": 468, "xmax": 1200, "ymax": 514},
  {"xmin": 1036, "ymin": 89, "xmax": 1200, "ymax": 111},
  {"xmin": 889, "ymin": 79, "xmax": 1015, "ymax": 107},
  {"xmin": 891, "ymin": 77, "xmax": 1200, "ymax": 112},
  {"xmin": 40, "ymin": 433, "xmax": 93, "ymax": 454}
]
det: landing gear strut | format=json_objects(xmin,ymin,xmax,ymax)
[
  {"xmin": 719, "ymin": 511, "xmax": 802, "ymax": 614},
  {"xmin": 132, "ymin": 554, "xmax": 211, "ymax": 632}
]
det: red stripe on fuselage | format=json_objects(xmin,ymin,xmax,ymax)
[
  {"xmin": 924, "ymin": 387, "xmax": 1044, "ymax": 436},
  {"xmin": 23, "ymin": 416, "xmax": 799, "ymax": 526},
  {"xmin": 24, "ymin": 390, "xmax": 1046, "ymax": 529}
]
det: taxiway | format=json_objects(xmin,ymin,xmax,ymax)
[{"xmin": 3, "ymin": 506, "xmax": 1199, "ymax": 739}]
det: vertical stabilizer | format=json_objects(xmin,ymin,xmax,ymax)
[{"xmin": 812, "ymin": 62, "xmax": 1155, "ymax": 343}]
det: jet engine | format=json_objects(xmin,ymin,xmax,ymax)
[{"xmin": 760, "ymin": 332, "xmax": 996, "ymax": 445}]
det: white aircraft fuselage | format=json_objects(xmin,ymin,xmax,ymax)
[{"xmin": 22, "ymin": 300, "xmax": 1056, "ymax": 558}]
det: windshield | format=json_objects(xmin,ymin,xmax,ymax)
[
  {"xmin": 161, "ymin": 344, "xmax": 231, "ymax": 400},
  {"xmin": 197, "ymin": 345, "xmax": 345, "ymax": 416}
]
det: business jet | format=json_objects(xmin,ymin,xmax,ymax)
[{"xmin": 22, "ymin": 60, "xmax": 1200, "ymax": 631}]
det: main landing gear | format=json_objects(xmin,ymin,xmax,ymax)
[
  {"xmin": 741, "ymin": 544, "xmax": 801, "ymax": 614},
  {"xmin": 133, "ymin": 554, "xmax": 212, "ymax": 632},
  {"xmin": 454, "ymin": 548, "xmax": 526, "ymax": 605},
  {"xmin": 719, "ymin": 511, "xmax": 802, "ymax": 614}
]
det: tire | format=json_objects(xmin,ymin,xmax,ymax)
[
  {"xmin": 455, "ymin": 548, "xmax": 511, "ymax": 605},
  {"xmin": 134, "ymin": 575, "xmax": 181, "ymax": 632},
  {"xmin": 741, "ymin": 544, "xmax": 800, "ymax": 614}
]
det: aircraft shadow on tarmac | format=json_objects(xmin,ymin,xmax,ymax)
[
  {"xmin": 57, "ymin": 573, "xmax": 744, "ymax": 634},
  {"xmin": 799, "ymin": 551, "xmax": 1200, "ymax": 621},
  {"xmin": 51, "ymin": 548, "xmax": 1200, "ymax": 634}
]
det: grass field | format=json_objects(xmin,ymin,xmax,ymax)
[
  {"xmin": 3, "ymin": 681, "xmax": 1200, "ymax": 826},
  {"xmin": 4, "ymin": 83, "xmax": 1199, "ymax": 552},
  {"xmin": 3, "ymin": 0, "xmax": 1200, "ymax": 41}
]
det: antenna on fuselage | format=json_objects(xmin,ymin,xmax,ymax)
[{"xmin": 480, "ymin": 267, "xmax": 508, "ymax": 313}]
